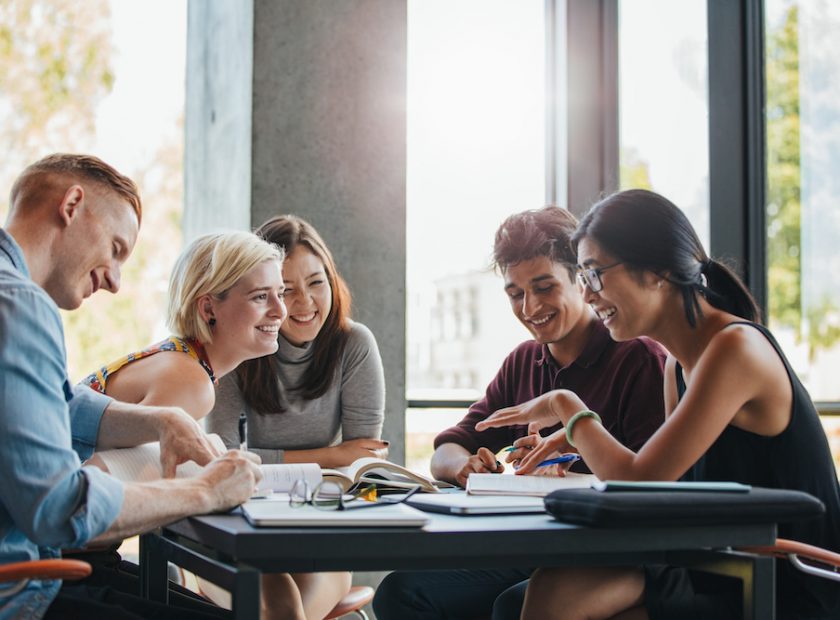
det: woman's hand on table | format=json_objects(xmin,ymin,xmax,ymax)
[{"xmin": 333, "ymin": 438, "xmax": 390, "ymax": 464}]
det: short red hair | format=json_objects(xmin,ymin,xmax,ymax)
[
  {"xmin": 493, "ymin": 206, "xmax": 578, "ymax": 280},
  {"xmin": 10, "ymin": 153, "xmax": 142, "ymax": 226}
]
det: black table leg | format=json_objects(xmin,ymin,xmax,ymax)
[
  {"xmin": 668, "ymin": 549, "xmax": 776, "ymax": 620},
  {"xmin": 140, "ymin": 532, "xmax": 169, "ymax": 604},
  {"xmin": 231, "ymin": 566, "xmax": 261, "ymax": 620}
]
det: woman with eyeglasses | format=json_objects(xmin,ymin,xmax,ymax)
[
  {"xmin": 206, "ymin": 214, "xmax": 387, "ymax": 620},
  {"xmin": 476, "ymin": 189, "xmax": 840, "ymax": 620}
]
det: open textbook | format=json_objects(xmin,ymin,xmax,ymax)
[
  {"xmin": 323, "ymin": 457, "xmax": 448, "ymax": 493},
  {"xmin": 94, "ymin": 436, "xmax": 446, "ymax": 494},
  {"xmin": 467, "ymin": 472, "xmax": 599, "ymax": 497}
]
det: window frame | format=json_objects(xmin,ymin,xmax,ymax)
[{"xmin": 410, "ymin": 0, "xmax": 840, "ymax": 416}]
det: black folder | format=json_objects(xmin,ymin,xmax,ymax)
[{"xmin": 543, "ymin": 487, "xmax": 825, "ymax": 528}]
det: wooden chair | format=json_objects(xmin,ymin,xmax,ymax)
[
  {"xmin": 742, "ymin": 538, "xmax": 840, "ymax": 583},
  {"xmin": 324, "ymin": 585, "xmax": 374, "ymax": 619},
  {"xmin": 0, "ymin": 559, "xmax": 92, "ymax": 597}
]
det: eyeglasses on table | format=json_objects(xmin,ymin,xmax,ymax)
[{"xmin": 289, "ymin": 479, "xmax": 420, "ymax": 511}]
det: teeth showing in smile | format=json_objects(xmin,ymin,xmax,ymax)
[
  {"xmin": 291, "ymin": 313, "xmax": 316, "ymax": 322},
  {"xmin": 529, "ymin": 313, "xmax": 555, "ymax": 326},
  {"xmin": 257, "ymin": 325, "xmax": 280, "ymax": 333},
  {"xmin": 597, "ymin": 308, "xmax": 616, "ymax": 321}
]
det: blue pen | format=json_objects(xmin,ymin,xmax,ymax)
[{"xmin": 535, "ymin": 454, "xmax": 581, "ymax": 468}]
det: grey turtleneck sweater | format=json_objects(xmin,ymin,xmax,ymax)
[{"xmin": 206, "ymin": 320, "xmax": 385, "ymax": 464}]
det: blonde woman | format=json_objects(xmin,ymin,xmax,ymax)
[
  {"xmin": 84, "ymin": 232, "xmax": 333, "ymax": 620},
  {"xmin": 83, "ymin": 231, "xmax": 286, "ymax": 422}
]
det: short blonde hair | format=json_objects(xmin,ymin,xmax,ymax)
[{"xmin": 167, "ymin": 231, "xmax": 284, "ymax": 343}]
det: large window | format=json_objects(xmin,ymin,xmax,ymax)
[
  {"xmin": 0, "ymin": 0, "xmax": 186, "ymax": 562},
  {"xmin": 765, "ymin": 0, "xmax": 840, "ymax": 465},
  {"xmin": 618, "ymin": 0, "xmax": 709, "ymax": 247},
  {"xmin": 0, "ymin": 0, "xmax": 186, "ymax": 380},
  {"xmin": 406, "ymin": 0, "xmax": 546, "ymax": 472}
]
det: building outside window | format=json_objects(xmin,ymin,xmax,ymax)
[{"xmin": 406, "ymin": 0, "xmax": 545, "ymax": 473}]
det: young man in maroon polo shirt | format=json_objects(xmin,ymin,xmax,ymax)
[{"xmin": 373, "ymin": 206, "xmax": 667, "ymax": 620}]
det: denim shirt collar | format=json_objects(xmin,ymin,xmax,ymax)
[{"xmin": 0, "ymin": 228, "xmax": 30, "ymax": 279}]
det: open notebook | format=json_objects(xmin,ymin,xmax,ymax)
[
  {"xmin": 94, "ymin": 434, "xmax": 323, "ymax": 496},
  {"xmin": 467, "ymin": 472, "xmax": 598, "ymax": 497},
  {"xmin": 241, "ymin": 497, "xmax": 430, "ymax": 527}
]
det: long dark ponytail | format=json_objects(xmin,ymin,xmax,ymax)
[{"xmin": 571, "ymin": 189, "xmax": 760, "ymax": 327}]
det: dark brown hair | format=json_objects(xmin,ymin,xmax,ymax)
[
  {"xmin": 493, "ymin": 206, "xmax": 578, "ymax": 281},
  {"xmin": 10, "ymin": 153, "xmax": 142, "ymax": 225},
  {"xmin": 572, "ymin": 189, "xmax": 760, "ymax": 327},
  {"xmin": 237, "ymin": 214, "xmax": 352, "ymax": 412}
]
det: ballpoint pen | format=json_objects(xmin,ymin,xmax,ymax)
[
  {"xmin": 238, "ymin": 412, "xmax": 247, "ymax": 450},
  {"xmin": 535, "ymin": 454, "xmax": 581, "ymax": 468}
]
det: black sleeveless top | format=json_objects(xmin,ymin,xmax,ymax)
[{"xmin": 676, "ymin": 322, "xmax": 840, "ymax": 616}]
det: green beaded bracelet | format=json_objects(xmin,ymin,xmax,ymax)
[{"xmin": 565, "ymin": 410, "xmax": 602, "ymax": 448}]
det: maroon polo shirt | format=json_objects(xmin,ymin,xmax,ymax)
[{"xmin": 434, "ymin": 320, "xmax": 667, "ymax": 470}]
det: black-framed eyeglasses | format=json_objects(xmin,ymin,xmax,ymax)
[
  {"xmin": 577, "ymin": 262, "xmax": 621, "ymax": 293},
  {"xmin": 289, "ymin": 479, "xmax": 420, "ymax": 511}
]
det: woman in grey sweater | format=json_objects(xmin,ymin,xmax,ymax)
[{"xmin": 206, "ymin": 214, "xmax": 386, "ymax": 619}]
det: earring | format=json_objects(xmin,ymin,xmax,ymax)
[
  {"xmin": 657, "ymin": 281, "xmax": 663, "ymax": 289},
  {"xmin": 208, "ymin": 318, "xmax": 216, "ymax": 327}
]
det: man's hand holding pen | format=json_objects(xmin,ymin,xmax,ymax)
[{"xmin": 454, "ymin": 447, "xmax": 504, "ymax": 488}]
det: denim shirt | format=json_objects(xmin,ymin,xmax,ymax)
[{"xmin": 0, "ymin": 228, "xmax": 124, "ymax": 619}]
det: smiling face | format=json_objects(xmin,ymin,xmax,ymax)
[
  {"xmin": 577, "ymin": 236, "xmax": 664, "ymax": 341},
  {"xmin": 504, "ymin": 256, "xmax": 591, "ymax": 360},
  {"xmin": 46, "ymin": 188, "xmax": 139, "ymax": 310},
  {"xmin": 206, "ymin": 259, "xmax": 287, "ymax": 364},
  {"xmin": 279, "ymin": 246, "xmax": 333, "ymax": 346}
]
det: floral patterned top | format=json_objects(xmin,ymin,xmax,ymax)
[{"xmin": 81, "ymin": 336, "xmax": 215, "ymax": 394}]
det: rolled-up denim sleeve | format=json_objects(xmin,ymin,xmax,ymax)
[
  {"xmin": 69, "ymin": 384, "xmax": 113, "ymax": 460},
  {"xmin": 0, "ymin": 285, "xmax": 123, "ymax": 548}
]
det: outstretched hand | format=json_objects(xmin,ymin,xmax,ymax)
[{"xmin": 475, "ymin": 390, "xmax": 588, "ymax": 435}]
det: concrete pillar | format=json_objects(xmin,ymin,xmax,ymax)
[
  {"xmin": 185, "ymin": 0, "xmax": 407, "ymax": 465},
  {"xmin": 184, "ymin": 1, "xmax": 254, "ymax": 238},
  {"xmin": 186, "ymin": 5, "xmax": 406, "ymax": 612}
]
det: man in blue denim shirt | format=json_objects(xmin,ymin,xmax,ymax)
[{"xmin": 0, "ymin": 154, "xmax": 262, "ymax": 619}]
